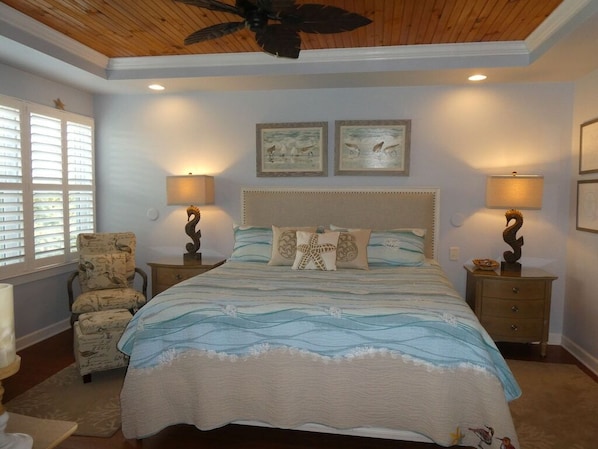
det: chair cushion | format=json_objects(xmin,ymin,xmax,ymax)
[
  {"xmin": 78, "ymin": 309, "xmax": 133, "ymax": 334},
  {"xmin": 77, "ymin": 232, "xmax": 137, "ymax": 292},
  {"xmin": 71, "ymin": 288, "xmax": 146, "ymax": 314},
  {"xmin": 78, "ymin": 252, "xmax": 128, "ymax": 291}
]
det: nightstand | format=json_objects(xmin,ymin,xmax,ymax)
[
  {"xmin": 464, "ymin": 264, "xmax": 557, "ymax": 357},
  {"xmin": 148, "ymin": 256, "xmax": 225, "ymax": 297}
]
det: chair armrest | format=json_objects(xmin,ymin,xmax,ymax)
[
  {"xmin": 135, "ymin": 267, "xmax": 148, "ymax": 298},
  {"xmin": 67, "ymin": 271, "xmax": 80, "ymax": 309}
]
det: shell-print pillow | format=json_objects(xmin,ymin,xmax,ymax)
[{"xmin": 269, "ymin": 225, "xmax": 318, "ymax": 266}]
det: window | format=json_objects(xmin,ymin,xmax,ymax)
[{"xmin": 0, "ymin": 95, "xmax": 95, "ymax": 278}]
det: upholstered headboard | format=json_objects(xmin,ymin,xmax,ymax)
[{"xmin": 241, "ymin": 187, "xmax": 439, "ymax": 260}]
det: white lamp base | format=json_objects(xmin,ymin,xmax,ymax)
[{"xmin": 0, "ymin": 413, "xmax": 32, "ymax": 449}]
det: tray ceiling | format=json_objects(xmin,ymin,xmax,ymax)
[{"xmin": 1, "ymin": 0, "xmax": 563, "ymax": 58}]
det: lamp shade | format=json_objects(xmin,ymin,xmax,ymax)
[
  {"xmin": 166, "ymin": 175, "xmax": 215, "ymax": 206},
  {"xmin": 486, "ymin": 174, "xmax": 544, "ymax": 209}
]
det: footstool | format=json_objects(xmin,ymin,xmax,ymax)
[{"xmin": 73, "ymin": 308, "xmax": 133, "ymax": 383}]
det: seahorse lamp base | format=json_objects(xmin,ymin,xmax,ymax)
[
  {"xmin": 184, "ymin": 252, "xmax": 202, "ymax": 261},
  {"xmin": 501, "ymin": 261, "xmax": 521, "ymax": 273}
]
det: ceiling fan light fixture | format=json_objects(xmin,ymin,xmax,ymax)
[{"xmin": 177, "ymin": 0, "xmax": 371, "ymax": 59}]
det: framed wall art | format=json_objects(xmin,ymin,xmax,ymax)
[
  {"xmin": 256, "ymin": 122, "xmax": 327, "ymax": 177},
  {"xmin": 580, "ymin": 118, "xmax": 598, "ymax": 174},
  {"xmin": 576, "ymin": 179, "xmax": 598, "ymax": 233},
  {"xmin": 334, "ymin": 119, "xmax": 411, "ymax": 176}
]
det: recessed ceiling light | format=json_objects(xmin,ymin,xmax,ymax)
[
  {"xmin": 468, "ymin": 74, "xmax": 487, "ymax": 81},
  {"xmin": 148, "ymin": 84, "xmax": 165, "ymax": 91}
]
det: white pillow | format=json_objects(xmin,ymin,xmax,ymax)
[{"xmin": 292, "ymin": 231, "xmax": 340, "ymax": 271}]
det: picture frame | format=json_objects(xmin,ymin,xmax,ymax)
[
  {"xmin": 576, "ymin": 180, "xmax": 598, "ymax": 233},
  {"xmin": 334, "ymin": 120, "xmax": 411, "ymax": 176},
  {"xmin": 579, "ymin": 118, "xmax": 598, "ymax": 174},
  {"xmin": 256, "ymin": 122, "xmax": 327, "ymax": 177}
]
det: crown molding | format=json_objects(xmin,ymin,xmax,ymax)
[{"xmin": 106, "ymin": 41, "xmax": 530, "ymax": 81}]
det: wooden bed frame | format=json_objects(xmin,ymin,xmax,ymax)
[{"xmin": 241, "ymin": 187, "xmax": 439, "ymax": 260}]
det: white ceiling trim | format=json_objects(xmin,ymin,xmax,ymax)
[{"xmin": 106, "ymin": 41, "xmax": 531, "ymax": 81}]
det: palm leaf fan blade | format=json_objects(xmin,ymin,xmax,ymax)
[
  {"xmin": 290, "ymin": 4, "xmax": 371, "ymax": 34},
  {"xmin": 184, "ymin": 22, "xmax": 246, "ymax": 45},
  {"xmin": 176, "ymin": 0, "xmax": 240, "ymax": 15},
  {"xmin": 255, "ymin": 24, "xmax": 301, "ymax": 58}
]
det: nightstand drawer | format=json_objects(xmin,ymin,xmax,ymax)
[
  {"xmin": 481, "ymin": 316, "xmax": 544, "ymax": 340},
  {"xmin": 480, "ymin": 297, "xmax": 545, "ymax": 319},
  {"xmin": 148, "ymin": 257, "xmax": 226, "ymax": 298},
  {"xmin": 482, "ymin": 279, "xmax": 545, "ymax": 300},
  {"xmin": 155, "ymin": 266, "xmax": 207, "ymax": 285}
]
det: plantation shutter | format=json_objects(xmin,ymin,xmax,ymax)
[
  {"xmin": 67, "ymin": 121, "xmax": 94, "ymax": 252},
  {"xmin": 0, "ymin": 95, "xmax": 95, "ymax": 278},
  {"xmin": 0, "ymin": 102, "xmax": 25, "ymax": 266}
]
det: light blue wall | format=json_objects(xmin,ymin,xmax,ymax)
[
  {"xmin": 3, "ymin": 59, "xmax": 588, "ymax": 361},
  {"xmin": 565, "ymin": 68, "xmax": 598, "ymax": 372},
  {"xmin": 94, "ymin": 83, "xmax": 573, "ymax": 342}
]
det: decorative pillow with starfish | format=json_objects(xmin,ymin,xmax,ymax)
[{"xmin": 292, "ymin": 231, "xmax": 340, "ymax": 271}]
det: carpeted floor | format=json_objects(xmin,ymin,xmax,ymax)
[
  {"xmin": 507, "ymin": 360, "xmax": 598, "ymax": 449},
  {"xmin": 5, "ymin": 364, "xmax": 125, "ymax": 438}
]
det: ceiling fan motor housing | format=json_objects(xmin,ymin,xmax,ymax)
[{"xmin": 246, "ymin": 9, "xmax": 269, "ymax": 31}]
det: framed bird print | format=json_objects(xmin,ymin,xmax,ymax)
[
  {"xmin": 576, "ymin": 179, "xmax": 598, "ymax": 233},
  {"xmin": 334, "ymin": 120, "xmax": 411, "ymax": 176},
  {"xmin": 579, "ymin": 118, "xmax": 598, "ymax": 174},
  {"xmin": 256, "ymin": 122, "xmax": 328, "ymax": 177}
]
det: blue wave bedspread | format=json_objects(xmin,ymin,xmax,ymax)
[{"xmin": 118, "ymin": 261, "xmax": 521, "ymax": 447}]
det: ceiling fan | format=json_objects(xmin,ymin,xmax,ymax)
[{"xmin": 176, "ymin": 0, "xmax": 372, "ymax": 59}]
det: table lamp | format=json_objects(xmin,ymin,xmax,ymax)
[
  {"xmin": 0, "ymin": 284, "xmax": 33, "ymax": 449},
  {"xmin": 166, "ymin": 174, "xmax": 215, "ymax": 260},
  {"xmin": 486, "ymin": 172, "xmax": 544, "ymax": 272}
]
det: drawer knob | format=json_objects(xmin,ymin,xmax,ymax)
[
  {"xmin": 510, "ymin": 324, "xmax": 519, "ymax": 331},
  {"xmin": 175, "ymin": 274, "xmax": 182, "ymax": 280},
  {"xmin": 512, "ymin": 287, "xmax": 520, "ymax": 294},
  {"xmin": 511, "ymin": 305, "xmax": 519, "ymax": 313}
]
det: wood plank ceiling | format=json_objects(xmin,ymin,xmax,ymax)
[{"xmin": 2, "ymin": 0, "xmax": 564, "ymax": 58}]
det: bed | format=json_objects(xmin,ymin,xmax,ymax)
[{"xmin": 118, "ymin": 187, "xmax": 521, "ymax": 448}]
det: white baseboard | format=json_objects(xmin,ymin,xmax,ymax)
[
  {"xmin": 561, "ymin": 335, "xmax": 598, "ymax": 377},
  {"xmin": 16, "ymin": 318, "xmax": 71, "ymax": 351},
  {"xmin": 548, "ymin": 331, "xmax": 562, "ymax": 345}
]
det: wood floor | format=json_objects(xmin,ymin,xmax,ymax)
[{"xmin": 3, "ymin": 329, "xmax": 595, "ymax": 449}]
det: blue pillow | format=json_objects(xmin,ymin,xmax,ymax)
[
  {"xmin": 229, "ymin": 225, "xmax": 272, "ymax": 263},
  {"xmin": 367, "ymin": 229, "xmax": 426, "ymax": 266}
]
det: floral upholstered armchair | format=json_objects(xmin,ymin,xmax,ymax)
[{"xmin": 67, "ymin": 232, "xmax": 148, "ymax": 382}]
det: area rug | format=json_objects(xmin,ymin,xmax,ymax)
[
  {"xmin": 507, "ymin": 360, "xmax": 598, "ymax": 449},
  {"xmin": 5, "ymin": 364, "xmax": 125, "ymax": 438}
]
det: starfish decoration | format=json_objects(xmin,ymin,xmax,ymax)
[
  {"xmin": 53, "ymin": 98, "xmax": 65, "ymax": 110},
  {"xmin": 296, "ymin": 233, "xmax": 337, "ymax": 270}
]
